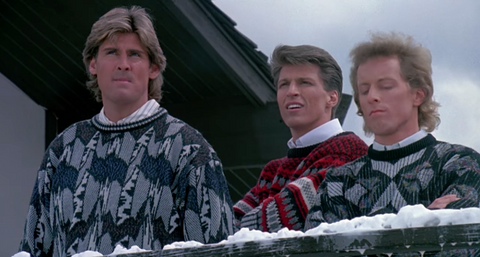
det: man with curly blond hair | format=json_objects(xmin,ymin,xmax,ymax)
[{"xmin": 306, "ymin": 32, "xmax": 480, "ymax": 234}]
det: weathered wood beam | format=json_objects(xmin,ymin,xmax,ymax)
[
  {"xmin": 112, "ymin": 223, "xmax": 480, "ymax": 256},
  {"xmin": 163, "ymin": 0, "xmax": 276, "ymax": 107}
]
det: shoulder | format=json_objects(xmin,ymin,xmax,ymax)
[
  {"xmin": 158, "ymin": 113, "xmax": 211, "ymax": 146},
  {"xmin": 311, "ymin": 132, "xmax": 368, "ymax": 157},
  {"xmin": 154, "ymin": 113, "xmax": 220, "ymax": 165},
  {"xmin": 326, "ymin": 155, "xmax": 370, "ymax": 178},
  {"xmin": 263, "ymin": 157, "xmax": 287, "ymax": 169},
  {"xmin": 433, "ymin": 141, "xmax": 480, "ymax": 164},
  {"xmin": 330, "ymin": 132, "xmax": 368, "ymax": 146},
  {"xmin": 47, "ymin": 119, "xmax": 94, "ymax": 149}
]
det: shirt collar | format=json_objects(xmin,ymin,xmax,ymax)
[
  {"xmin": 372, "ymin": 129, "xmax": 428, "ymax": 151},
  {"xmin": 287, "ymin": 119, "xmax": 344, "ymax": 149},
  {"xmin": 98, "ymin": 99, "xmax": 160, "ymax": 125}
]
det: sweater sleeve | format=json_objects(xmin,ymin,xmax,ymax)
[
  {"xmin": 304, "ymin": 164, "xmax": 355, "ymax": 230},
  {"xmin": 181, "ymin": 143, "xmax": 235, "ymax": 244},
  {"xmin": 238, "ymin": 134, "xmax": 368, "ymax": 232},
  {"xmin": 438, "ymin": 146, "xmax": 480, "ymax": 209},
  {"xmin": 232, "ymin": 159, "xmax": 282, "ymax": 230},
  {"xmin": 19, "ymin": 149, "xmax": 55, "ymax": 257},
  {"xmin": 239, "ymin": 153, "xmax": 361, "ymax": 232}
]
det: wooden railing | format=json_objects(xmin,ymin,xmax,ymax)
[{"xmin": 112, "ymin": 223, "xmax": 480, "ymax": 256}]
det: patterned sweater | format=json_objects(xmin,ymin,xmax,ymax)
[
  {"xmin": 305, "ymin": 134, "xmax": 480, "ymax": 230},
  {"xmin": 19, "ymin": 107, "xmax": 234, "ymax": 257},
  {"xmin": 234, "ymin": 132, "xmax": 368, "ymax": 232}
]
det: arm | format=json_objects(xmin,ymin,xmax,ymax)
[
  {"xmin": 304, "ymin": 163, "xmax": 357, "ymax": 230},
  {"xmin": 181, "ymin": 144, "xmax": 234, "ymax": 244},
  {"xmin": 240, "ymin": 154, "xmax": 359, "ymax": 232},
  {"xmin": 19, "ymin": 151, "xmax": 54, "ymax": 257},
  {"xmin": 428, "ymin": 194, "xmax": 460, "ymax": 209},
  {"xmin": 232, "ymin": 160, "xmax": 282, "ymax": 229},
  {"xmin": 435, "ymin": 147, "xmax": 480, "ymax": 209},
  {"xmin": 238, "ymin": 135, "xmax": 368, "ymax": 232}
]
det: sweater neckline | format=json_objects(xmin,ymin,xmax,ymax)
[
  {"xmin": 368, "ymin": 134, "xmax": 437, "ymax": 161},
  {"xmin": 91, "ymin": 107, "xmax": 167, "ymax": 132},
  {"xmin": 287, "ymin": 132, "xmax": 353, "ymax": 158}
]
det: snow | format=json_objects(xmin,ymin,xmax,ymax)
[
  {"xmin": 163, "ymin": 241, "xmax": 205, "ymax": 250},
  {"xmin": 166, "ymin": 205, "xmax": 480, "ymax": 249},
  {"xmin": 11, "ymin": 252, "xmax": 30, "ymax": 257},
  {"xmin": 12, "ymin": 205, "xmax": 480, "ymax": 256},
  {"xmin": 12, "ymin": 245, "xmax": 150, "ymax": 257}
]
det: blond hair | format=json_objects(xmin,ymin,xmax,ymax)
[
  {"xmin": 349, "ymin": 32, "xmax": 440, "ymax": 133},
  {"xmin": 82, "ymin": 6, "xmax": 166, "ymax": 102}
]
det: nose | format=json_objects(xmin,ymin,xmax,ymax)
[
  {"xmin": 116, "ymin": 54, "xmax": 130, "ymax": 71},
  {"xmin": 367, "ymin": 87, "xmax": 379, "ymax": 103},
  {"xmin": 286, "ymin": 82, "xmax": 300, "ymax": 97}
]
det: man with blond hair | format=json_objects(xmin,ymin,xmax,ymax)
[
  {"xmin": 19, "ymin": 6, "xmax": 233, "ymax": 257},
  {"xmin": 234, "ymin": 45, "xmax": 368, "ymax": 232},
  {"xmin": 305, "ymin": 32, "xmax": 480, "ymax": 232}
]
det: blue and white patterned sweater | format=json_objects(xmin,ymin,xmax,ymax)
[{"xmin": 20, "ymin": 107, "xmax": 234, "ymax": 257}]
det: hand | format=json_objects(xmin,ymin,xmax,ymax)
[{"xmin": 427, "ymin": 194, "xmax": 460, "ymax": 209}]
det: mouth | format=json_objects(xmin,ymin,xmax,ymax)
[
  {"xmin": 369, "ymin": 110, "xmax": 384, "ymax": 116},
  {"xmin": 113, "ymin": 78, "xmax": 131, "ymax": 83},
  {"xmin": 286, "ymin": 103, "xmax": 303, "ymax": 110}
]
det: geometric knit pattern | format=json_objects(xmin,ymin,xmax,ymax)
[
  {"xmin": 19, "ymin": 107, "xmax": 234, "ymax": 257},
  {"xmin": 305, "ymin": 134, "xmax": 480, "ymax": 231},
  {"xmin": 234, "ymin": 132, "xmax": 368, "ymax": 232}
]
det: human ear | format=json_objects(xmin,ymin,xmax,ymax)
[
  {"xmin": 89, "ymin": 58, "xmax": 97, "ymax": 76},
  {"xmin": 328, "ymin": 90, "xmax": 339, "ymax": 107},
  {"xmin": 149, "ymin": 64, "xmax": 160, "ymax": 79},
  {"xmin": 413, "ymin": 88, "xmax": 426, "ymax": 106}
]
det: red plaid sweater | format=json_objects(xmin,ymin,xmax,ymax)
[{"xmin": 233, "ymin": 132, "xmax": 367, "ymax": 232}]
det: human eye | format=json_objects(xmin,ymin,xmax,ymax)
[
  {"xmin": 105, "ymin": 49, "xmax": 116, "ymax": 55},
  {"xmin": 360, "ymin": 89, "xmax": 369, "ymax": 95},
  {"xmin": 301, "ymin": 80, "xmax": 312, "ymax": 86},
  {"xmin": 277, "ymin": 80, "xmax": 289, "ymax": 89},
  {"xmin": 358, "ymin": 85, "xmax": 369, "ymax": 95},
  {"xmin": 379, "ymin": 80, "xmax": 395, "ymax": 89}
]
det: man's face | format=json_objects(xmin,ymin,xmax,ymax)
[
  {"xmin": 356, "ymin": 56, "xmax": 425, "ymax": 145},
  {"xmin": 277, "ymin": 63, "xmax": 337, "ymax": 140},
  {"xmin": 89, "ymin": 33, "xmax": 159, "ymax": 109}
]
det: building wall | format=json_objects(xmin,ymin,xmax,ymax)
[{"xmin": 0, "ymin": 73, "xmax": 45, "ymax": 256}]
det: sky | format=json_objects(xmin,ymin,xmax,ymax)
[{"xmin": 213, "ymin": 0, "xmax": 480, "ymax": 150}]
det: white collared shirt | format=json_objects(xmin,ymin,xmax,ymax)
[
  {"xmin": 372, "ymin": 129, "xmax": 428, "ymax": 151},
  {"xmin": 98, "ymin": 99, "xmax": 160, "ymax": 125},
  {"xmin": 287, "ymin": 119, "xmax": 344, "ymax": 149}
]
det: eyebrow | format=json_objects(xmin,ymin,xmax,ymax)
[
  {"xmin": 279, "ymin": 76, "xmax": 315, "ymax": 82},
  {"xmin": 101, "ymin": 47, "xmax": 117, "ymax": 53},
  {"xmin": 100, "ymin": 47, "xmax": 146, "ymax": 55},
  {"xmin": 378, "ymin": 77, "xmax": 396, "ymax": 82}
]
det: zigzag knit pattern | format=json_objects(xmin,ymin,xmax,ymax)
[
  {"xmin": 234, "ymin": 132, "xmax": 368, "ymax": 232},
  {"xmin": 19, "ymin": 108, "xmax": 234, "ymax": 257},
  {"xmin": 305, "ymin": 134, "xmax": 480, "ymax": 231}
]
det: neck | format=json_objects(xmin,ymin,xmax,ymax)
[
  {"xmin": 290, "ymin": 128, "xmax": 310, "ymax": 142},
  {"xmin": 290, "ymin": 119, "xmax": 330, "ymax": 142},
  {"xmin": 103, "ymin": 100, "xmax": 147, "ymax": 123},
  {"xmin": 374, "ymin": 127, "xmax": 420, "ymax": 145}
]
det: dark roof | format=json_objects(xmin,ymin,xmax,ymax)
[{"xmin": 0, "ymin": 0, "xmax": 276, "ymax": 124}]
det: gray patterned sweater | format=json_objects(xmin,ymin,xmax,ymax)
[
  {"xmin": 305, "ymin": 134, "xmax": 480, "ymax": 229},
  {"xmin": 19, "ymin": 107, "xmax": 234, "ymax": 257}
]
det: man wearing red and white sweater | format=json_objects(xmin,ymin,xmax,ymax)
[{"xmin": 233, "ymin": 45, "xmax": 368, "ymax": 232}]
